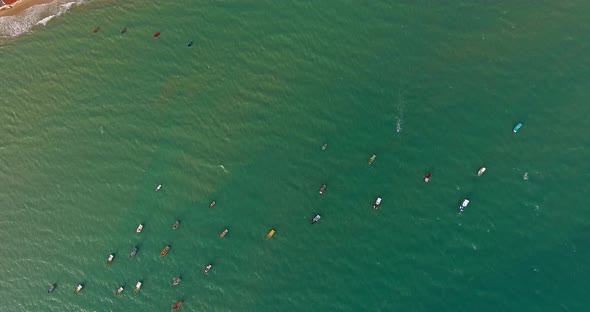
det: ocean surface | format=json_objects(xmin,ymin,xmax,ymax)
[{"xmin": 1, "ymin": 1, "xmax": 590, "ymax": 311}]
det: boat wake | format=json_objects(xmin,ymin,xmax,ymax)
[{"xmin": 0, "ymin": 0, "xmax": 90, "ymax": 38}]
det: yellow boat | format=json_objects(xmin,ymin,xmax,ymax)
[{"xmin": 266, "ymin": 229, "xmax": 275, "ymax": 240}]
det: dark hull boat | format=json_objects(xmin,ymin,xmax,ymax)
[
  {"xmin": 48, "ymin": 283, "xmax": 56, "ymax": 293},
  {"xmin": 129, "ymin": 246, "xmax": 138, "ymax": 258},
  {"xmin": 319, "ymin": 184, "xmax": 327, "ymax": 195}
]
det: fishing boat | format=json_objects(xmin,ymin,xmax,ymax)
[
  {"xmin": 115, "ymin": 287, "xmax": 124, "ymax": 296},
  {"xmin": 311, "ymin": 215, "xmax": 321, "ymax": 224},
  {"xmin": 120, "ymin": 27, "xmax": 127, "ymax": 34},
  {"xmin": 172, "ymin": 301, "xmax": 183, "ymax": 310},
  {"xmin": 477, "ymin": 167, "xmax": 486, "ymax": 176},
  {"xmin": 209, "ymin": 200, "xmax": 216, "ymax": 208},
  {"xmin": 266, "ymin": 229, "xmax": 275, "ymax": 240},
  {"xmin": 160, "ymin": 246, "xmax": 170, "ymax": 257},
  {"xmin": 129, "ymin": 246, "xmax": 138, "ymax": 258},
  {"xmin": 204, "ymin": 264, "xmax": 212, "ymax": 274},
  {"xmin": 173, "ymin": 221, "xmax": 180, "ymax": 230},
  {"xmin": 107, "ymin": 254, "xmax": 114, "ymax": 265},
  {"xmin": 513, "ymin": 122, "xmax": 523, "ymax": 133},
  {"xmin": 424, "ymin": 172, "xmax": 432, "ymax": 183},
  {"xmin": 321, "ymin": 143, "xmax": 328, "ymax": 151},
  {"xmin": 154, "ymin": 31, "xmax": 161, "ymax": 37},
  {"xmin": 187, "ymin": 41, "xmax": 193, "ymax": 47},
  {"xmin": 319, "ymin": 184, "xmax": 327, "ymax": 195},
  {"xmin": 173, "ymin": 277, "xmax": 181, "ymax": 286},
  {"xmin": 74, "ymin": 284, "xmax": 83, "ymax": 294},
  {"xmin": 368, "ymin": 154, "xmax": 376, "ymax": 165},
  {"xmin": 459, "ymin": 199, "xmax": 470, "ymax": 212},
  {"xmin": 373, "ymin": 197, "xmax": 382, "ymax": 210},
  {"xmin": 136, "ymin": 224, "xmax": 144, "ymax": 234},
  {"xmin": 219, "ymin": 228, "xmax": 229, "ymax": 238},
  {"xmin": 92, "ymin": 27, "xmax": 99, "ymax": 33},
  {"xmin": 48, "ymin": 283, "xmax": 56, "ymax": 293},
  {"xmin": 134, "ymin": 281, "xmax": 142, "ymax": 293},
  {"xmin": 155, "ymin": 184, "xmax": 162, "ymax": 191}
]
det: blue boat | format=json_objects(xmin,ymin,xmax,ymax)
[{"xmin": 513, "ymin": 122, "xmax": 522, "ymax": 133}]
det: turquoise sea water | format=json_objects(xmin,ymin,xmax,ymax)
[{"xmin": 1, "ymin": 1, "xmax": 590, "ymax": 311}]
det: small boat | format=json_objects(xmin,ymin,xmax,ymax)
[
  {"xmin": 136, "ymin": 224, "xmax": 144, "ymax": 234},
  {"xmin": 311, "ymin": 214, "xmax": 321, "ymax": 224},
  {"xmin": 160, "ymin": 246, "xmax": 170, "ymax": 257},
  {"xmin": 107, "ymin": 254, "xmax": 114, "ymax": 265},
  {"xmin": 172, "ymin": 277, "xmax": 181, "ymax": 286},
  {"xmin": 154, "ymin": 31, "xmax": 161, "ymax": 37},
  {"xmin": 373, "ymin": 197, "xmax": 382, "ymax": 210},
  {"xmin": 48, "ymin": 283, "xmax": 56, "ymax": 293},
  {"xmin": 134, "ymin": 281, "xmax": 142, "ymax": 293},
  {"xmin": 172, "ymin": 301, "xmax": 183, "ymax": 310},
  {"xmin": 129, "ymin": 246, "xmax": 138, "ymax": 258},
  {"xmin": 187, "ymin": 41, "xmax": 193, "ymax": 47},
  {"xmin": 368, "ymin": 154, "xmax": 376, "ymax": 165},
  {"xmin": 513, "ymin": 122, "xmax": 523, "ymax": 133},
  {"xmin": 74, "ymin": 284, "xmax": 83, "ymax": 294},
  {"xmin": 424, "ymin": 172, "xmax": 432, "ymax": 183},
  {"xmin": 115, "ymin": 286, "xmax": 124, "ymax": 296},
  {"xmin": 155, "ymin": 184, "xmax": 162, "ymax": 191},
  {"xmin": 92, "ymin": 27, "xmax": 99, "ymax": 33},
  {"xmin": 173, "ymin": 221, "xmax": 180, "ymax": 230},
  {"xmin": 204, "ymin": 264, "xmax": 212, "ymax": 274},
  {"xmin": 266, "ymin": 229, "xmax": 275, "ymax": 240},
  {"xmin": 459, "ymin": 199, "xmax": 470, "ymax": 212},
  {"xmin": 321, "ymin": 143, "xmax": 328, "ymax": 151},
  {"xmin": 219, "ymin": 228, "xmax": 229, "ymax": 238},
  {"xmin": 477, "ymin": 167, "xmax": 486, "ymax": 176},
  {"xmin": 120, "ymin": 27, "xmax": 127, "ymax": 34},
  {"xmin": 209, "ymin": 200, "xmax": 216, "ymax": 208},
  {"xmin": 319, "ymin": 184, "xmax": 327, "ymax": 195}
]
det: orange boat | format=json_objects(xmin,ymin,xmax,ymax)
[
  {"xmin": 160, "ymin": 246, "xmax": 170, "ymax": 257},
  {"xmin": 172, "ymin": 300, "xmax": 183, "ymax": 310},
  {"xmin": 266, "ymin": 229, "xmax": 275, "ymax": 240},
  {"xmin": 219, "ymin": 229, "xmax": 229, "ymax": 238}
]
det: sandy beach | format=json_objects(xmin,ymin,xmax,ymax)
[{"xmin": 0, "ymin": 0, "xmax": 55, "ymax": 17}]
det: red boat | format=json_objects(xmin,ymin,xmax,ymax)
[
  {"xmin": 319, "ymin": 184, "xmax": 327, "ymax": 195},
  {"xmin": 424, "ymin": 172, "xmax": 432, "ymax": 183},
  {"xmin": 154, "ymin": 32, "xmax": 161, "ymax": 37},
  {"xmin": 172, "ymin": 301, "xmax": 183, "ymax": 310}
]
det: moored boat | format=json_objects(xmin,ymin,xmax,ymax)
[
  {"xmin": 373, "ymin": 197, "xmax": 382, "ymax": 209},
  {"xmin": 136, "ymin": 224, "xmax": 144, "ymax": 234},
  {"xmin": 209, "ymin": 200, "xmax": 216, "ymax": 208},
  {"xmin": 173, "ymin": 277, "xmax": 181, "ymax": 286},
  {"xmin": 115, "ymin": 286, "xmax": 124, "ymax": 296},
  {"xmin": 172, "ymin": 301, "xmax": 183, "ymax": 310},
  {"xmin": 266, "ymin": 229, "xmax": 275, "ymax": 240},
  {"xmin": 311, "ymin": 215, "xmax": 321, "ymax": 224},
  {"xmin": 459, "ymin": 199, "xmax": 470, "ymax": 212},
  {"xmin": 74, "ymin": 284, "xmax": 83, "ymax": 294},
  {"xmin": 135, "ymin": 281, "xmax": 142, "ymax": 293},
  {"xmin": 204, "ymin": 264, "xmax": 212, "ymax": 274},
  {"xmin": 219, "ymin": 228, "xmax": 229, "ymax": 238},
  {"xmin": 129, "ymin": 246, "xmax": 138, "ymax": 258},
  {"xmin": 319, "ymin": 184, "xmax": 327, "ymax": 195},
  {"xmin": 173, "ymin": 221, "xmax": 180, "ymax": 230},
  {"xmin": 368, "ymin": 154, "xmax": 376, "ymax": 165},
  {"xmin": 48, "ymin": 283, "xmax": 56, "ymax": 293},
  {"xmin": 424, "ymin": 172, "xmax": 432, "ymax": 183},
  {"xmin": 160, "ymin": 246, "xmax": 170, "ymax": 257},
  {"xmin": 513, "ymin": 122, "xmax": 523, "ymax": 133},
  {"xmin": 107, "ymin": 254, "xmax": 114, "ymax": 265},
  {"xmin": 477, "ymin": 167, "xmax": 486, "ymax": 176}
]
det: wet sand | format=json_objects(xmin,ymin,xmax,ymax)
[{"xmin": 0, "ymin": 0, "xmax": 55, "ymax": 17}]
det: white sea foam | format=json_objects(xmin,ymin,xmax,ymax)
[{"xmin": 0, "ymin": 0, "xmax": 90, "ymax": 38}]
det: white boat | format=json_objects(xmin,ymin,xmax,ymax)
[
  {"xmin": 373, "ymin": 197, "xmax": 382, "ymax": 209},
  {"xmin": 115, "ymin": 286, "xmax": 124, "ymax": 296},
  {"xmin": 155, "ymin": 184, "xmax": 162, "ymax": 191},
  {"xmin": 135, "ymin": 282, "xmax": 142, "ymax": 293},
  {"xmin": 459, "ymin": 199, "xmax": 470, "ymax": 212},
  {"xmin": 74, "ymin": 284, "xmax": 83, "ymax": 294},
  {"xmin": 477, "ymin": 167, "xmax": 486, "ymax": 176},
  {"xmin": 107, "ymin": 254, "xmax": 114, "ymax": 265},
  {"xmin": 136, "ymin": 224, "xmax": 144, "ymax": 234},
  {"xmin": 311, "ymin": 215, "xmax": 321, "ymax": 224}
]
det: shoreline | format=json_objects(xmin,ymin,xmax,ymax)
[{"xmin": 0, "ymin": 0, "xmax": 55, "ymax": 17}]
